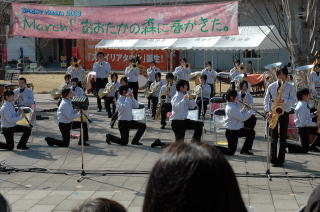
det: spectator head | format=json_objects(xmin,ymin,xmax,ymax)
[
  {"xmin": 143, "ymin": 142, "xmax": 247, "ymax": 212},
  {"xmin": 302, "ymin": 185, "xmax": 320, "ymax": 212},
  {"xmin": 0, "ymin": 194, "xmax": 10, "ymax": 212},
  {"xmin": 72, "ymin": 198, "xmax": 126, "ymax": 212}
]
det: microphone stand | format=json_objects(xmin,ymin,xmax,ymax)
[
  {"xmin": 200, "ymin": 85, "xmax": 206, "ymax": 141},
  {"xmin": 77, "ymin": 109, "xmax": 87, "ymax": 182}
]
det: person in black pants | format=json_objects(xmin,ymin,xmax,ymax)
[
  {"xmin": 125, "ymin": 58, "xmax": 140, "ymax": 100},
  {"xmin": 0, "ymin": 90, "xmax": 32, "ymax": 150},
  {"xmin": 104, "ymin": 73, "xmax": 121, "ymax": 118},
  {"xmin": 106, "ymin": 85, "xmax": 146, "ymax": 146},
  {"xmin": 148, "ymin": 72, "xmax": 164, "ymax": 119}
]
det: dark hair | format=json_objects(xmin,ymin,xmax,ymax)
[
  {"xmin": 71, "ymin": 57, "xmax": 78, "ymax": 62},
  {"xmin": 225, "ymin": 88, "xmax": 238, "ymax": 101},
  {"xmin": 111, "ymin": 72, "xmax": 118, "ymax": 80},
  {"xmin": 206, "ymin": 61, "xmax": 212, "ymax": 66},
  {"xmin": 297, "ymin": 88, "xmax": 310, "ymax": 101},
  {"xmin": 155, "ymin": 72, "xmax": 161, "ymax": 79},
  {"xmin": 201, "ymin": 74, "xmax": 207, "ymax": 81},
  {"xmin": 71, "ymin": 78, "xmax": 79, "ymax": 83},
  {"xmin": 120, "ymin": 76, "xmax": 128, "ymax": 84},
  {"xmin": 130, "ymin": 58, "xmax": 136, "ymax": 63},
  {"xmin": 287, "ymin": 62, "xmax": 292, "ymax": 67},
  {"xmin": 72, "ymin": 198, "xmax": 126, "ymax": 212},
  {"xmin": 19, "ymin": 77, "xmax": 27, "ymax": 83},
  {"xmin": 176, "ymin": 80, "xmax": 189, "ymax": 92},
  {"xmin": 119, "ymin": 85, "xmax": 129, "ymax": 95},
  {"xmin": 303, "ymin": 185, "xmax": 320, "ymax": 212},
  {"xmin": 64, "ymin": 74, "xmax": 71, "ymax": 80},
  {"xmin": 276, "ymin": 67, "xmax": 288, "ymax": 77},
  {"xmin": 62, "ymin": 88, "xmax": 71, "ymax": 98},
  {"xmin": 314, "ymin": 64, "xmax": 320, "ymax": 69},
  {"xmin": 239, "ymin": 80, "xmax": 249, "ymax": 90},
  {"xmin": 0, "ymin": 194, "xmax": 10, "ymax": 212},
  {"xmin": 4, "ymin": 90, "xmax": 14, "ymax": 100},
  {"xmin": 248, "ymin": 61, "xmax": 253, "ymax": 64},
  {"xmin": 151, "ymin": 60, "xmax": 156, "ymax": 65},
  {"xmin": 166, "ymin": 72, "xmax": 174, "ymax": 80},
  {"xmin": 180, "ymin": 58, "xmax": 187, "ymax": 63},
  {"xmin": 143, "ymin": 142, "xmax": 247, "ymax": 212},
  {"xmin": 234, "ymin": 59, "xmax": 240, "ymax": 64},
  {"xmin": 97, "ymin": 52, "xmax": 104, "ymax": 56}
]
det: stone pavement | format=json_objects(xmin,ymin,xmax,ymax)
[{"xmin": 0, "ymin": 94, "xmax": 319, "ymax": 212}]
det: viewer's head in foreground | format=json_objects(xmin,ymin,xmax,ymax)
[{"xmin": 72, "ymin": 198, "xmax": 126, "ymax": 212}]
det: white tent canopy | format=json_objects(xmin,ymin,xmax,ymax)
[{"xmin": 95, "ymin": 26, "xmax": 285, "ymax": 51}]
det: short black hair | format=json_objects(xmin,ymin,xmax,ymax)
[
  {"xmin": 276, "ymin": 67, "xmax": 288, "ymax": 77},
  {"xmin": 225, "ymin": 88, "xmax": 238, "ymax": 101},
  {"xmin": 64, "ymin": 74, "xmax": 71, "ymax": 80},
  {"xmin": 72, "ymin": 198, "xmax": 126, "ymax": 212},
  {"xmin": 71, "ymin": 57, "xmax": 78, "ymax": 62},
  {"xmin": 201, "ymin": 74, "xmax": 207, "ymax": 81},
  {"xmin": 19, "ymin": 77, "xmax": 27, "ymax": 83},
  {"xmin": 155, "ymin": 72, "xmax": 161, "ymax": 79},
  {"xmin": 234, "ymin": 59, "xmax": 240, "ymax": 64},
  {"xmin": 96, "ymin": 51, "xmax": 104, "ymax": 56},
  {"xmin": 239, "ymin": 80, "xmax": 249, "ymax": 90},
  {"xmin": 180, "ymin": 58, "xmax": 187, "ymax": 63},
  {"xmin": 62, "ymin": 88, "xmax": 71, "ymax": 98},
  {"xmin": 111, "ymin": 72, "xmax": 118, "ymax": 79},
  {"xmin": 143, "ymin": 142, "xmax": 247, "ymax": 212},
  {"xmin": 130, "ymin": 58, "xmax": 136, "ymax": 63},
  {"xmin": 71, "ymin": 78, "xmax": 79, "ymax": 83},
  {"xmin": 119, "ymin": 85, "xmax": 129, "ymax": 95},
  {"xmin": 120, "ymin": 76, "xmax": 128, "ymax": 84},
  {"xmin": 206, "ymin": 61, "xmax": 212, "ymax": 66},
  {"xmin": 248, "ymin": 61, "xmax": 253, "ymax": 64},
  {"xmin": 4, "ymin": 90, "xmax": 14, "ymax": 100},
  {"xmin": 166, "ymin": 72, "xmax": 174, "ymax": 80},
  {"xmin": 151, "ymin": 60, "xmax": 156, "ymax": 64},
  {"xmin": 314, "ymin": 63, "xmax": 320, "ymax": 69},
  {"xmin": 176, "ymin": 80, "xmax": 189, "ymax": 92},
  {"xmin": 297, "ymin": 88, "xmax": 310, "ymax": 101}
]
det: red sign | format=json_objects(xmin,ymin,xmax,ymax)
[
  {"xmin": 12, "ymin": 2, "xmax": 238, "ymax": 39},
  {"xmin": 72, "ymin": 47, "xmax": 78, "ymax": 58}
]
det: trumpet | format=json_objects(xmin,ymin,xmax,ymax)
[
  {"xmin": 183, "ymin": 63, "xmax": 191, "ymax": 69},
  {"xmin": 131, "ymin": 63, "xmax": 137, "ymax": 68},
  {"xmin": 239, "ymin": 100, "xmax": 266, "ymax": 119}
]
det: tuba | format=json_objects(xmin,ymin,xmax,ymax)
[
  {"xmin": 145, "ymin": 81, "xmax": 162, "ymax": 98},
  {"xmin": 98, "ymin": 82, "xmax": 116, "ymax": 99},
  {"xmin": 51, "ymin": 89, "xmax": 62, "ymax": 100},
  {"xmin": 263, "ymin": 62, "xmax": 282, "ymax": 89},
  {"xmin": 269, "ymin": 80, "xmax": 285, "ymax": 129},
  {"xmin": 155, "ymin": 84, "xmax": 172, "ymax": 120}
]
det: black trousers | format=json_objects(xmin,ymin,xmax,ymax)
[
  {"xmin": 46, "ymin": 122, "xmax": 88, "ymax": 147},
  {"xmin": 0, "ymin": 126, "xmax": 31, "ymax": 150},
  {"xmin": 270, "ymin": 112, "xmax": 289, "ymax": 164},
  {"xmin": 171, "ymin": 119, "xmax": 203, "ymax": 142},
  {"xmin": 208, "ymin": 83, "xmax": 215, "ymax": 97},
  {"xmin": 147, "ymin": 81, "xmax": 153, "ymax": 108},
  {"xmin": 161, "ymin": 103, "xmax": 172, "ymax": 126},
  {"xmin": 106, "ymin": 120, "xmax": 146, "ymax": 145},
  {"xmin": 150, "ymin": 96, "xmax": 158, "ymax": 117},
  {"xmin": 217, "ymin": 128, "xmax": 255, "ymax": 155},
  {"xmin": 287, "ymin": 127, "xmax": 320, "ymax": 153},
  {"xmin": 105, "ymin": 96, "xmax": 116, "ymax": 116},
  {"xmin": 244, "ymin": 115, "xmax": 257, "ymax": 129},
  {"xmin": 196, "ymin": 97, "xmax": 209, "ymax": 119},
  {"xmin": 95, "ymin": 78, "xmax": 108, "ymax": 110},
  {"xmin": 128, "ymin": 81, "xmax": 139, "ymax": 100}
]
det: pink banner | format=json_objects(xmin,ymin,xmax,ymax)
[{"xmin": 12, "ymin": 2, "xmax": 238, "ymax": 40}]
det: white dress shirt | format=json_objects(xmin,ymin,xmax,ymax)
[
  {"xmin": 150, "ymin": 80, "xmax": 166, "ymax": 98},
  {"xmin": 225, "ymin": 102, "xmax": 253, "ymax": 130},
  {"xmin": 0, "ymin": 101, "xmax": 23, "ymax": 128},
  {"xmin": 264, "ymin": 81, "xmax": 296, "ymax": 113},
  {"xmin": 71, "ymin": 86, "xmax": 84, "ymax": 97},
  {"xmin": 159, "ymin": 83, "xmax": 177, "ymax": 103},
  {"xmin": 174, "ymin": 66, "xmax": 191, "ymax": 81},
  {"xmin": 147, "ymin": 67, "xmax": 160, "ymax": 82},
  {"xmin": 125, "ymin": 66, "xmax": 140, "ymax": 82},
  {"xmin": 170, "ymin": 91, "xmax": 196, "ymax": 120},
  {"xmin": 61, "ymin": 81, "xmax": 72, "ymax": 89},
  {"xmin": 294, "ymin": 101, "xmax": 316, "ymax": 127},
  {"xmin": 14, "ymin": 87, "xmax": 34, "ymax": 107},
  {"xmin": 57, "ymin": 98, "xmax": 80, "ymax": 123},
  {"xmin": 238, "ymin": 91, "xmax": 254, "ymax": 107},
  {"xmin": 106, "ymin": 81, "xmax": 121, "ymax": 98},
  {"xmin": 196, "ymin": 83, "xmax": 211, "ymax": 99},
  {"xmin": 201, "ymin": 68, "xmax": 217, "ymax": 84},
  {"xmin": 67, "ymin": 66, "xmax": 85, "ymax": 82},
  {"xmin": 117, "ymin": 95, "xmax": 139, "ymax": 121},
  {"xmin": 229, "ymin": 66, "xmax": 240, "ymax": 80},
  {"xmin": 93, "ymin": 61, "xmax": 111, "ymax": 79}
]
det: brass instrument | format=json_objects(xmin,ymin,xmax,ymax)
[
  {"xmin": 263, "ymin": 62, "xmax": 282, "ymax": 89},
  {"xmin": 183, "ymin": 63, "xmax": 191, "ymax": 69},
  {"xmin": 72, "ymin": 60, "xmax": 81, "ymax": 70},
  {"xmin": 269, "ymin": 81, "xmax": 285, "ymax": 129},
  {"xmin": 51, "ymin": 89, "xmax": 62, "ymax": 100},
  {"xmin": 98, "ymin": 82, "xmax": 116, "ymax": 99},
  {"xmin": 155, "ymin": 84, "xmax": 172, "ymax": 120},
  {"xmin": 238, "ymin": 100, "xmax": 266, "ymax": 118},
  {"xmin": 146, "ymin": 82, "xmax": 162, "ymax": 98}
]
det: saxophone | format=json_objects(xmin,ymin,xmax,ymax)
[
  {"xmin": 155, "ymin": 84, "xmax": 172, "ymax": 120},
  {"xmin": 146, "ymin": 82, "xmax": 162, "ymax": 98},
  {"xmin": 269, "ymin": 81, "xmax": 285, "ymax": 129}
]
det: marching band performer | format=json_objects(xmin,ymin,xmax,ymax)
[
  {"xmin": 61, "ymin": 74, "xmax": 72, "ymax": 89},
  {"xmin": 287, "ymin": 88, "xmax": 320, "ymax": 153},
  {"xmin": 45, "ymin": 88, "xmax": 89, "ymax": 147},
  {"xmin": 174, "ymin": 58, "xmax": 191, "ymax": 81},
  {"xmin": 71, "ymin": 78, "xmax": 84, "ymax": 97},
  {"xmin": 125, "ymin": 58, "xmax": 140, "ymax": 100},
  {"xmin": 14, "ymin": 77, "xmax": 35, "ymax": 107},
  {"xmin": 93, "ymin": 52, "xmax": 111, "ymax": 112},
  {"xmin": 105, "ymin": 73, "xmax": 121, "ymax": 118},
  {"xmin": 264, "ymin": 67, "xmax": 296, "ymax": 167},
  {"xmin": 149, "ymin": 72, "xmax": 165, "ymax": 119},
  {"xmin": 159, "ymin": 73, "xmax": 176, "ymax": 129},
  {"xmin": 0, "ymin": 90, "xmax": 32, "ymax": 150},
  {"xmin": 310, "ymin": 64, "xmax": 320, "ymax": 97},
  {"xmin": 147, "ymin": 61, "xmax": 160, "ymax": 109},
  {"xmin": 215, "ymin": 88, "xmax": 255, "ymax": 155},
  {"xmin": 229, "ymin": 59, "xmax": 241, "ymax": 81},
  {"xmin": 106, "ymin": 85, "xmax": 146, "ymax": 146},
  {"xmin": 67, "ymin": 57, "xmax": 85, "ymax": 87},
  {"xmin": 201, "ymin": 61, "xmax": 217, "ymax": 97},
  {"xmin": 196, "ymin": 74, "xmax": 211, "ymax": 120},
  {"xmin": 170, "ymin": 80, "xmax": 203, "ymax": 143},
  {"xmin": 238, "ymin": 80, "xmax": 256, "ymax": 130}
]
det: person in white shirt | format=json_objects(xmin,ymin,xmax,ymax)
[
  {"xmin": 106, "ymin": 85, "xmax": 146, "ymax": 146},
  {"xmin": 215, "ymin": 88, "xmax": 255, "ymax": 155},
  {"xmin": 310, "ymin": 64, "xmax": 320, "ymax": 97},
  {"xmin": 45, "ymin": 88, "xmax": 89, "ymax": 147},
  {"xmin": 93, "ymin": 52, "xmax": 111, "ymax": 112},
  {"xmin": 147, "ymin": 61, "xmax": 160, "ymax": 109},
  {"xmin": 264, "ymin": 67, "xmax": 296, "ymax": 167},
  {"xmin": 105, "ymin": 73, "xmax": 121, "ymax": 118},
  {"xmin": 0, "ymin": 90, "xmax": 32, "ymax": 150},
  {"xmin": 196, "ymin": 74, "xmax": 211, "ymax": 119},
  {"xmin": 149, "ymin": 72, "xmax": 165, "ymax": 119},
  {"xmin": 61, "ymin": 74, "xmax": 72, "ymax": 89},
  {"xmin": 229, "ymin": 59, "xmax": 241, "ymax": 81},
  {"xmin": 66, "ymin": 57, "xmax": 85, "ymax": 88},
  {"xmin": 170, "ymin": 80, "xmax": 203, "ymax": 143},
  {"xmin": 159, "ymin": 73, "xmax": 176, "ymax": 129},
  {"xmin": 125, "ymin": 58, "xmax": 140, "ymax": 100},
  {"xmin": 238, "ymin": 80, "xmax": 256, "ymax": 130},
  {"xmin": 14, "ymin": 77, "xmax": 34, "ymax": 107},
  {"xmin": 71, "ymin": 78, "xmax": 84, "ymax": 97},
  {"xmin": 174, "ymin": 58, "xmax": 192, "ymax": 81},
  {"xmin": 287, "ymin": 88, "xmax": 320, "ymax": 153},
  {"xmin": 201, "ymin": 61, "xmax": 217, "ymax": 97}
]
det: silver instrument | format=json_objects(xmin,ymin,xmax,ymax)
[
  {"xmin": 294, "ymin": 64, "xmax": 314, "ymax": 91},
  {"xmin": 263, "ymin": 62, "xmax": 282, "ymax": 89}
]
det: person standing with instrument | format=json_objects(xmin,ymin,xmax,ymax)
[
  {"xmin": 174, "ymin": 58, "xmax": 191, "ymax": 81},
  {"xmin": 105, "ymin": 73, "xmax": 121, "ymax": 118},
  {"xmin": 264, "ymin": 67, "xmax": 296, "ymax": 167},
  {"xmin": 125, "ymin": 58, "xmax": 140, "ymax": 100},
  {"xmin": 61, "ymin": 74, "xmax": 72, "ymax": 89},
  {"xmin": 201, "ymin": 61, "xmax": 217, "ymax": 97},
  {"xmin": 159, "ymin": 73, "xmax": 176, "ymax": 129},
  {"xmin": 196, "ymin": 74, "xmax": 211, "ymax": 120},
  {"xmin": 67, "ymin": 57, "xmax": 85, "ymax": 88},
  {"xmin": 148, "ymin": 72, "xmax": 165, "ymax": 119},
  {"xmin": 238, "ymin": 80, "xmax": 256, "ymax": 130},
  {"xmin": 147, "ymin": 61, "xmax": 160, "ymax": 109},
  {"xmin": 93, "ymin": 52, "xmax": 111, "ymax": 112},
  {"xmin": 71, "ymin": 78, "xmax": 84, "ymax": 97},
  {"xmin": 0, "ymin": 90, "xmax": 32, "ymax": 150},
  {"xmin": 310, "ymin": 64, "xmax": 320, "ymax": 97},
  {"xmin": 14, "ymin": 77, "xmax": 34, "ymax": 107},
  {"xmin": 229, "ymin": 60, "xmax": 241, "ymax": 81}
]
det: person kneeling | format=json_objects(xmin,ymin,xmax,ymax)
[
  {"xmin": 0, "ymin": 90, "xmax": 32, "ymax": 150},
  {"xmin": 45, "ymin": 88, "xmax": 89, "ymax": 147},
  {"xmin": 215, "ymin": 88, "xmax": 255, "ymax": 155},
  {"xmin": 106, "ymin": 85, "xmax": 146, "ymax": 146}
]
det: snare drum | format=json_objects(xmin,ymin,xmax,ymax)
[{"xmin": 16, "ymin": 106, "xmax": 33, "ymax": 127}]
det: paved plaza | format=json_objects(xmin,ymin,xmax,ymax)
[{"xmin": 0, "ymin": 94, "xmax": 319, "ymax": 212}]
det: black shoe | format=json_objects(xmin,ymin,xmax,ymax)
[
  {"xmin": 97, "ymin": 109, "xmax": 102, "ymax": 112},
  {"xmin": 151, "ymin": 139, "xmax": 165, "ymax": 148},
  {"xmin": 240, "ymin": 150, "xmax": 254, "ymax": 155},
  {"xmin": 131, "ymin": 141, "xmax": 143, "ymax": 146},
  {"xmin": 106, "ymin": 134, "xmax": 111, "ymax": 145},
  {"xmin": 17, "ymin": 145, "xmax": 29, "ymax": 150},
  {"xmin": 160, "ymin": 125, "xmax": 166, "ymax": 129},
  {"xmin": 310, "ymin": 145, "xmax": 320, "ymax": 152},
  {"xmin": 78, "ymin": 142, "xmax": 90, "ymax": 146},
  {"xmin": 45, "ymin": 137, "xmax": 54, "ymax": 147},
  {"xmin": 272, "ymin": 163, "xmax": 284, "ymax": 167},
  {"xmin": 108, "ymin": 114, "xmax": 112, "ymax": 118}
]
